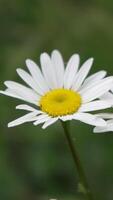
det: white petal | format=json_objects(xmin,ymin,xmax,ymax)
[
  {"xmin": 16, "ymin": 104, "xmax": 41, "ymax": 112},
  {"xmin": 79, "ymin": 71, "xmax": 107, "ymax": 93},
  {"xmin": 95, "ymin": 113, "xmax": 113, "ymax": 119},
  {"xmin": 8, "ymin": 111, "xmax": 39, "ymax": 127},
  {"xmin": 72, "ymin": 58, "xmax": 94, "ymax": 91},
  {"xmin": 33, "ymin": 114, "xmax": 50, "ymax": 125},
  {"xmin": 16, "ymin": 68, "xmax": 43, "ymax": 95},
  {"xmin": 28, "ymin": 116, "xmax": 42, "ymax": 122},
  {"xmin": 42, "ymin": 117, "xmax": 58, "ymax": 129},
  {"xmin": 100, "ymin": 92, "xmax": 113, "ymax": 105},
  {"xmin": 79, "ymin": 100, "xmax": 111, "ymax": 112},
  {"xmin": 40, "ymin": 53, "xmax": 57, "ymax": 89},
  {"xmin": 72, "ymin": 113, "xmax": 106, "ymax": 126},
  {"xmin": 51, "ymin": 50, "xmax": 64, "ymax": 88},
  {"xmin": 64, "ymin": 54, "xmax": 80, "ymax": 89},
  {"xmin": 110, "ymin": 87, "xmax": 113, "ymax": 93},
  {"xmin": 93, "ymin": 127, "xmax": 110, "ymax": 133},
  {"xmin": 4, "ymin": 81, "xmax": 40, "ymax": 105},
  {"xmin": 94, "ymin": 120, "xmax": 113, "ymax": 133},
  {"xmin": 81, "ymin": 77, "xmax": 113, "ymax": 103},
  {"xmin": 0, "ymin": 89, "xmax": 24, "ymax": 100},
  {"xmin": 0, "ymin": 89, "xmax": 39, "ymax": 105},
  {"xmin": 60, "ymin": 115, "xmax": 74, "ymax": 121},
  {"xmin": 81, "ymin": 70, "xmax": 106, "ymax": 89},
  {"xmin": 26, "ymin": 59, "xmax": 49, "ymax": 93}
]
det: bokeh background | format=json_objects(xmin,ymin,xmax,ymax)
[{"xmin": 0, "ymin": 0, "xmax": 113, "ymax": 199}]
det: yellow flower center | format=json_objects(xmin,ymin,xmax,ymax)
[{"xmin": 39, "ymin": 89, "xmax": 82, "ymax": 117}]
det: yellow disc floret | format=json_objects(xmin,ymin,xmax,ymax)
[{"xmin": 39, "ymin": 89, "xmax": 82, "ymax": 117}]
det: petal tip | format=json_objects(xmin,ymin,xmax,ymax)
[
  {"xmin": 89, "ymin": 57, "xmax": 94, "ymax": 63},
  {"xmin": 25, "ymin": 59, "xmax": 33, "ymax": 66},
  {"xmin": 8, "ymin": 123, "xmax": 12, "ymax": 128},
  {"xmin": 93, "ymin": 127, "xmax": 98, "ymax": 133}
]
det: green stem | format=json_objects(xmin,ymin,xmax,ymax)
[{"xmin": 61, "ymin": 121, "xmax": 94, "ymax": 200}]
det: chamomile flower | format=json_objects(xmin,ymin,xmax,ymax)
[{"xmin": 1, "ymin": 50, "xmax": 113, "ymax": 129}]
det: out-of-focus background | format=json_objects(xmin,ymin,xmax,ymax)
[{"xmin": 0, "ymin": 0, "xmax": 113, "ymax": 200}]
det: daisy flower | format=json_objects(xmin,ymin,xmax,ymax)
[
  {"xmin": 94, "ymin": 90, "xmax": 113, "ymax": 133},
  {"xmin": 0, "ymin": 50, "xmax": 113, "ymax": 129}
]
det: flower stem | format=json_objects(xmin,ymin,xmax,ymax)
[{"xmin": 61, "ymin": 121, "xmax": 94, "ymax": 200}]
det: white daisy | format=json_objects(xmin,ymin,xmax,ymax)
[{"xmin": 1, "ymin": 50, "xmax": 113, "ymax": 129}]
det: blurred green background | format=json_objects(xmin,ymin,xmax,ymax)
[{"xmin": 0, "ymin": 0, "xmax": 113, "ymax": 199}]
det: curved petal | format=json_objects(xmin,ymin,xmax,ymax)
[
  {"xmin": 81, "ymin": 70, "xmax": 107, "ymax": 89},
  {"xmin": 26, "ymin": 59, "xmax": 49, "ymax": 93},
  {"xmin": 81, "ymin": 77, "xmax": 113, "ymax": 103},
  {"xmin": 8, "ymin": 111, "xmax": 39, "ymax": 127},
  {"xmin": 42, "ymin": 117, "xmax": 58, "ymax": 129},
  {"xmin": 72, "ymin": 113, "xmax": 106, "ymax": 126},
  {"xmin": 94, "ymin": 119, "xmax": 113, "ymax": 133},
  {"xmin": 16, "ymin": 68, "xmax": 43, "ymax": 95},
  {"xmin": 40, "ymin": 53, "xmax": 58, "ymax": 89},
  {"xmin": 79, "ymin": 71, "xmax": 107, "ymax": 93},
  {"xmin": 4, "ymin": 81, "xmax": 40, "ymax": 105},
  {"xmin": 51, "ymin": 50, "xmax": 64, "ymax": 88},
  {"xmin": 95, "ymin": 113, "xmax": 113, "ymax": 119},
  {"xmin": 60, "ymin": 115, "xmax": 74, "ymax": 121},
  {"xmin": 72, "ymin": 58, "xmax": 94, "ymax": 91},
  {"xmin": 0, "ymin": 89, "xmax": 38, "ymax": 105},
  {"xmin": 64, "ymin": 54, "xmax": 80, "ymax": 89},
  {"xmin": 93, "ymin": 127, "xmax": 110, "ymax": 133},
  {"xmin": 16, "ymin": 104, "xmax": 42, "ymax": 113},
  {"xmin": 100, "ymin": 92, "xmax": 113, "ymax": 105},
  {"xmin": 79, "ymin": 100, "xmax": 111, "ymax": 112},
  {"xmin": 33, "ymin": 114, "xmax": 50, "ymax": 126},
  {"xmin": 0, "ymin": 89, "xmax": 24, "ymax": 101}
]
